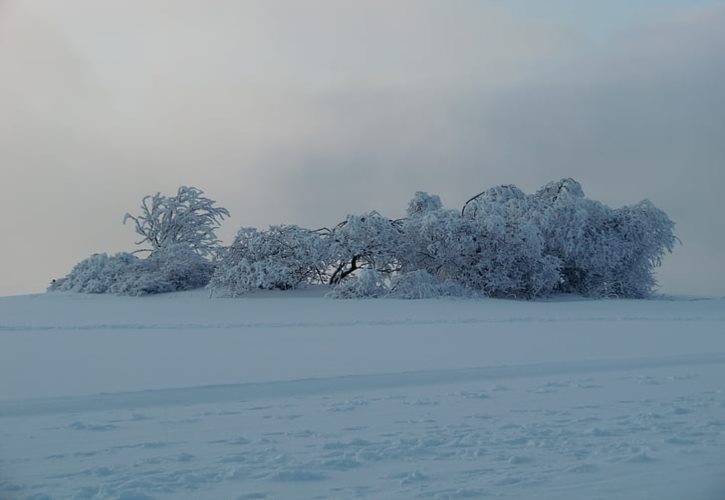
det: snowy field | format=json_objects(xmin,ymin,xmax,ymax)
[{"xmin": 1, "ymin": 290, "xmax": 724, "ymax": 499}]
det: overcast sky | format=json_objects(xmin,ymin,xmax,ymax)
[{"xmin": 1, "ymin": 0, "xmax": 723, "ymax": 296}]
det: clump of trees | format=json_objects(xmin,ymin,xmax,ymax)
[{"xmin": 50, "ymin": 179, "xmax": 677, "ymax": 299}]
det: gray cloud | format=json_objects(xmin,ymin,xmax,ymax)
[{"xmin": 0, "ymin": 1, "xmax": 723, "ymax": 295}]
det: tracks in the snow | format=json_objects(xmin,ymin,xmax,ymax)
[{"xmin": 2, "ymin": 352, "xmax": 724, "ymax": 417}]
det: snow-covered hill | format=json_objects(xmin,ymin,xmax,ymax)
[{"xmin": 1, "ymin": 291, "xmax": 724, "ymax": 499}]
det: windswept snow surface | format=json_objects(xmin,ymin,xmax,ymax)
[{"xmin": 1, "ymin": 289, "xmax": 724, "ymax": 499}]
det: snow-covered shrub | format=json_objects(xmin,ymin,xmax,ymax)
[
  {"xmin": 124, "ymin": 186, "xmax": 229, "ymax": 258},
  {"xmin": 49, "ymin": 252, "xmax": 139, "ymax": 294},
  {"xmin": 388, "ymin": 270, "xmax": 470, "ymax": 299},
  {"xmin": 326, "ymin": 269, "xmax": 389, "ymax": 299},
  {"xmin": 328, "ymin": 212, "xmax": 404, "ymax": 284},
  {"xmin": 210, "ymin": 225, "xmax": 328, "ymax": 295},
  {"xmin": 49, "ymin": 243, "xmax": 213, "ymax": 295},
  {"xmin": 110, "ymin": 243, "xmax": 213, "ymax": 296}
]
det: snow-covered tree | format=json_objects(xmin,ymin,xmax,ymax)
[
  {"xmin": 123, "ymin": 186, "xmax": 229, "ymax": 258},
  {"xmin": 529, "ymin": 178, "xmax": 601, "ymax": 292},
  {"xmin": 401, "ymin": 188, "xmax": 560, "ymax": 298},
  {"xmin": 209, "ymin": 225, "xmax": 329, "ymax": 295},
  {"xmin": 461, "ymin": 184, "xmax": 528, "ymax": 218},
  {"xmin": 401, "ymin": 208, "xmax": 475, "ymax": 279},
  {"xmin": 406, "ymin": 191, "xmax": 443, "ymax": 217},
  {"xmin": 587, "ymin": 200, "xmax": 676, "ymax": 297},
  {"xmin": 459, "ymin": 185, "xmax": 561, "ymax": 297},
  {"xmin": 327, "ymin": 212, "xmax": 404, "ymax": 284},
  {"xmin": 531, "ymin": 178, "xmax": 676, "ymax": 297}
]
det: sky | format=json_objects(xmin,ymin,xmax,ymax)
[{"xmin": 0, "ymin": 0, "xmax": 723, "ymax": 297}]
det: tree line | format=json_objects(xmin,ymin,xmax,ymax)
[{"xmin": 50, "ymin": 179, "xmax": 676, "ymax": 299}]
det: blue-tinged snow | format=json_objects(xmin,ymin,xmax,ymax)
[{"xmin": 1, "ymin": 289, "xmax": 724, "ymax": 499}]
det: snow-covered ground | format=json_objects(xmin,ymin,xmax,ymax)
[{"xmin": 1, "ymin": 289, "xmax": 724, "ymax": 499}]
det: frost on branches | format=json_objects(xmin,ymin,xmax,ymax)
[
  {"xmin": 401, "ymin": 189, "xmax": 560, "ymax": 299},
  {"xmin": 209, "ymin": 226, "xmax": 328, "ymax": 296},
  {"xmin": 123, "ymin": 186, "xmax": 229, "ymax": 258},
  {"xmin": 327, "ymin": 212, "xmax": 404, "ymax": 285},
  {"xmin": 50, "ymin": 180, "xmax": 676, "ymax": 299}
]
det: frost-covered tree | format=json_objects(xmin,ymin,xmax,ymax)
[
  {"xmin": 611, "ymin": 199, "xmax": 675, "ymax": 267},
  {"xmin": 209, "ymin": 225, "xmax": 329, "ymax": 295},
  {"xmin": 123, "ymin": 186, "xmax": 229, "ymax": 258},
  {"xmin": 401, "ymin": 188, "xmax": 560, "ymax": 298},
  {"xmin": 327, "ymin": 212, "xmax": 404, "ymax": 284},
  {"xmin": 459, "ymin": 185, "xmax": 561, "ymax": 297},
  {"xmin": 531, "ymin": 178, "xmax": 676, "ymax": 297},
  {"xmin": 461, "ymin": 184, "xmax": 529, "ymax": 218},
  {"xmin": 406, "ymin": 191, "xmax": 443, "ymax": 217},
  {"xmin": 401, "ymin": 208, "xmax": 476, "ymax": 279},
  {"xmin": 531, "ymin": 179, "xmax": 610, "ymax": 294},
  {"xmin": 587, "ymin": 200, "xmax": 676, "ymax": 297}
]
